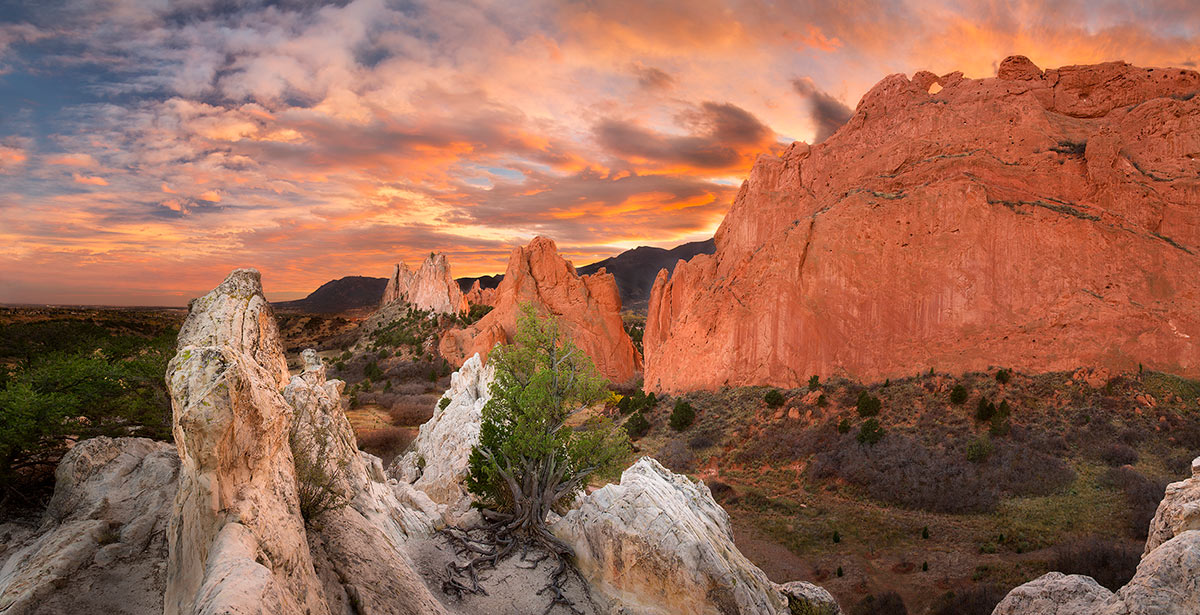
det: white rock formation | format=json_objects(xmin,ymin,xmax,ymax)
[
  {"xmin": 390, "ymin": 353, "xmax": 494, "ymax": 520},
  {"xmin": 0, "ymin": 437, "xmax": 179, "ymax": 615},
  {"xmin": 776, "ymin": 581, "xmax": 842, "ymax": 614},
  {"xmin": 1143, "ymin": 456, "xmax": 1200, "ymax": 556},
  {"xmin": 166, "ymin": 268, "xmax": 330, "ymax": 615},
  {"xmin": 991, "ymin": 572, "xmax": 1113, "ymax": 615},
  {"xmin": 167, "ymin": 268, "xmax": 448, "ymax": 615},
  {"xmin": 381, "ymin": 252, "xmax": 467, "ymax": 315},
  {"xmin": 553, "ymin": 457, "xmax": 794, "ymax": 615}
]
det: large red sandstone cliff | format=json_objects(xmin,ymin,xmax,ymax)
[
  {"xmin": 381, "ymin": 252, "xmax": 467, "ymax": 315},
  {"xmin": 645, "ymin": 57, "xmax": 1200, "ymax": 393},
  {"xmin": 440, "ymin": 236, "xmax": 642, "ymax": 384}
]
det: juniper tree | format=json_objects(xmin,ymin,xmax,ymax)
[{"xmin": 446, "ymin": 304, "xmax": 630, "ymax": 612}]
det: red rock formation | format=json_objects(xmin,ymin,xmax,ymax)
[
  {"xmin": 441, "ymin": 236, "xmax": 642, "ymax": 384},
  {"xmin": 381, "ymin": 252, "xmax": 467, "ymax": 315},
  {"xmin": 646, "ymin": 57, "xmax": 1200, "ymax": 393},
  {"xmin": 464, "ymin": 279, "xmax": 496, "ymax": 306}
]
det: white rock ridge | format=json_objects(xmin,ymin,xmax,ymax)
[
  {"xmin": 381, "ymin": 252, "xmax": 467, "ymax": 315},
  {"xmin": 166, "ymin": 268, "xmax": 448, "ymax": 615},
  {"xmin": 0, "ymin": 437, "xmax": 179, "ymax": 615},
  {"xmin": 391, "ymin": 353, "xmax": 494, "ymax": 520},
  {"xmin": 1143, "ymin": 456, "xmax": 1200, "ymax": 556},
  {"xmin": 553, "ymin": 457, "xmax": 796, "ymax": 615},
  {"xmin": 165, "ymin": 268, "xmax": 329, "ymax": 615},
  {"xmin": 991, "ymin": 572, "xmax": 1113, "ymax": 615}
]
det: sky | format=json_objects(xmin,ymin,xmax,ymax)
[{"xmin": 1, "ymin": 1, "xmax": 1199, "ymax": 305}]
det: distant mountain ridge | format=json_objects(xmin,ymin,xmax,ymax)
[
  {"xmin": 275, "ymin": 239, "xmax": 716, "ymax": 314},
  {"xmin": 577, "ymin": 239, "xmax": 715, "ymax": 310},
  {"xmin": 273, "ymin": 276, "xmax": 387, "ymax": 313}
]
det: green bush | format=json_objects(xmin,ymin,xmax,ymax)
[
  {"xmin": 967, "ymin": 435, "xmax": 992, "ymax": 463},
  {"xmin": 996, "ymin": 369, "xmax": 1012, "ymax": 384},
  {"xmin": 857, "ymin": 418, "xmax": 885, "ymax": 445},
  {"xmin": 438, "ymin": 396, "xmax": 451, "ymax": 411},
  {"xmin": 808, "ymin": 375, "xmax": 820, "ymax": 390},
  {"xmin": 950, "ymin": 384, "xmax": 968, "ymax": 405},
  {"xmin": 837, "ymin": 418, "xmax": 851, "ymax": 434},
  {"xmin": 832, "ymin": 530, "xmax": 841, "ymax": 543},
  {"xmin": 669, "ymin": 399, "xmax": 696, "ymax": 431},
  {"xmin": 624, "ymin": 411, "xmax": 650, "ymax": 439},
  {"xmin": 364, "ymin": 360, "xmax": 384, "ymax": 381},
  {"xmin": 976, "ymin": 396, "xmax": 997, "ymax": 422},
  {"xmin": 856, "ymin": 391, "xmax": 881, "ymax": 417},
  {"xmin": 817, "ymin": 394, "xmax": 827, "ymax": 407},
  {"xmin": 764, "ymin": 389, "xmax": 785, "ymax": 408}
]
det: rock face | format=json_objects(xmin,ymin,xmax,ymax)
[
  {"xmin": 440, "ymin": 236, "xmax": 642, "ymax": 384},
  {"xmin": 464, "ymin": 279, "xmax": 496, "ymax": 306},
  {"xmin": 0, "ymin": 437, "xmax": 179, "ymax": 615},
  {"xmin": 645, "ymin": 57, "xmax": 1200, "ymax": 393},
  {"xmin": 166, "ymin": 268, "xmax": 446, "ymax": 615},
  {"xmin": 390, "ymin": 353, "xmax": 494, "ymax": 520},
  {"xmin": 381, "ymin": 252, "xmax": 467, "ymax": 315},
  {"xmin": 284, "ymin": 349, "xmax": 446, "ymax": 615},
  {"xmin": 991, "ymin": 572, "xmax": 1113, "ymax": 615},
  {"xmin": 553, "ymin": 457, "xmax": 797, "ymax": 615}
]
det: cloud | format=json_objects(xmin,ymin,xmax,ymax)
[
  {"xmin": 0, "ymin": 143, "xmax": 27, "ymax": 172},
  {"xmin": 71, "ymin": 173, "xmax": 108, "ymax": 186},
  {"xmin": 631, "ymin": 63, "xmax": 676, "ymax": 90},
  {"xmin": 791, "ymin": 77, "xmax": 853, "ymax": 143},
  {"xmin": 595, "ymin": 102, "xmax": 775, "ymax": 171},
  {"xmin": 46, "ymin": 153, "xmax": 98, "ymax": 167}
]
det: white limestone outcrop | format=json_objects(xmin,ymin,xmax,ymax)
[
  {"xmin": 553, "ymin": 457, "xmax": 796, "ymax": 615},
  {"xmin": 0, "ymin": 437, "xmax": 179, "ymax": 615},
  {"xmin": 390, "ymin": 353, "xmax": 493, "ymax": 520}
]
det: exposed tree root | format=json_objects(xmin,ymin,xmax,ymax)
[{"xmin": 439, "ymin": 521, "xmax": 596, "ymax": 614}]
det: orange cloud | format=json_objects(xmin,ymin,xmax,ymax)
[
  {"xmin": 71, "ymin": 173, "xmax": 108, "ymax": 186},
  {"xmin": 46, "ymin": 153, "xmax": 97, "ymax": 167}
]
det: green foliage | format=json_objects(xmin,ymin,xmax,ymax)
[
  {"xmin": 624, "ymin": 411, "xmax": 650, "ymax": 439},
  {"xmin": 372, "ymin": 305, "xmax": 438, "ymax": 353},
  {"xmin": 438, "ymin": 396, "xmax": 451, "ymax": 411},
  {"xmin": 465, "ymin": 305, "xmax": 630, "ymax": 516},
  {"xmin": 817, "ymin": 394, "xmax": 827, "ymax": 407},
  {"xmin": 836, "ymin": 567, "xmax": 843, "ymax": 577},
  {"xmin": 922, "ymin": 526, "xmax": 930, "ymax": 539},
  {"xmin": 669, "ymin": 399, "xmax": 696, "ymax": 431},
  {"xmin": 856, "ymin": 391, "xmax": 881, "ymax": 417},
  {"xmin": 458, "ymin": 303, "xmax": 495, "ymax": 327},
  {"xmin": 808, "ymin": 375, "xmax": 820, "ymax": 390},
  {"xmin": 832, "ymin": 530, "xmax": 841, "ymax": 543},
  {"xmin": 764, "ymin": 389, "xmax": 785, "ymax": 408},
  {"xmin": 967, "ymin": 434, "xmax": 993, "ymax": 463},
  {"xmin": 976, "ymin": 396, "xmax": 997, "ymax": 422},
  {"xmin": 857, "ymin": 418, "xmax": 884, "ymax": 445},
  {"xmin": 364, "ymin": 360, "xmax": 384, "ymax": 381},
  {"xmin": 617, "ymin": 389, "xmax": 656, "ymax": 415},
  {"xmin": 950, "ymin": 384, "xmax": 968, "ymax": 405},
  {"xmin": 0, "ymin": 320, "xmax": 175, "ymax": 497},
  {"xmin": 291, "ymin": 424, "xmax": 349, "ymax": 523},
  {"xmin": 995, "ymin": 368, "xmax": 1012, "ymax": 384},
  {"xmin": 837, "ymin": 418, "xmax": 851, "ymax": 434},
  {"xmin": 922, "ymin": 561, "xmax": 928, "ymax": 572}
]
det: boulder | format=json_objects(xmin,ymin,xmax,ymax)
[
  {"xmin": 776, "ymin": 581, "xmax": 842, "ymax": 614},
  {"xmin": 645, "ymin": 57, "xmax": 1200, "ymax": 393},
  {"xmin": 440, "ymin": 236, "xmax": 642, "ymax": 385},
  {"xmin": 0, "ymin": 437, "xmax": 179, "ymax": 615},
  {"xmin": 991, "ymin": 572, "xmax": 1113, "ymax": 615},
  {"xmin": 553, "ymin": 457, "xmax": 797, "ymax": 615},
  {"xmin": 381, "ymin": 252, "xmax": 467, "ymax": 315},
  {"xmin": 389, "ymin": 353, "xmax": 494, "ymax": 520},
  {"xmin": 1100, "ymin": 530, "xmax": 1200, "ymax": 615},
  {"xmin": 1143, "ymin": 456, "xmax": 1200, "ymax": 556}
]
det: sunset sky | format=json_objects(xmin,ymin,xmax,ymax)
[{"xmin": 2, "ymin": 1, "xmax": 1199, "ymax": 305}]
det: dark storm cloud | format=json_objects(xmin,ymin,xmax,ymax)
[
  {"xmin": 791, "ymin": 77, "xmax": 853, "ymax": 143},
  {"xmin": 594, "ymin": 101, "xmax": 773, "ymax": 170}
]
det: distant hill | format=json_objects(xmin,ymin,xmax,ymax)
[
  {"xmin": 577, "ymin": 239, "xmax": 716, "ymax": 311},
  {"xmin": 277, "ymin": 239, "xmax": 715, "ymax": 314},
  {"xmin": 273, "ymin": 276, "xmax": 387, "ymax": 313},
  {"xmin": 455, "ymin": 274, "xmax": 504, "ymax": 293}
]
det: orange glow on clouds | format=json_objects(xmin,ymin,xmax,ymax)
[{"xmin": 1, "ymin": 0, "xmax": 1198, "ymax": 305}]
